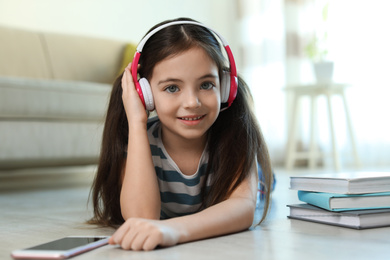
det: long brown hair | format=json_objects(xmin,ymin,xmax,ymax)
[{"xmin": 89, "ymin": 17, "xmax": 272, "ymax": 227}]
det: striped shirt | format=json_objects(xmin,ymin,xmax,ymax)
[{"xmin": 147, "ymin": 117, "xmax": 212, "ymax": 219}]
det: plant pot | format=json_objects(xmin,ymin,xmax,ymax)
[{"xmin": 313, "ymin": 61, "xmax": 334, "ymax": 84}]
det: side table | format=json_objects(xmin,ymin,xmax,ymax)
[{"xmin": 284, "ymin": 83, "xmax": 361, "ymax": 171}]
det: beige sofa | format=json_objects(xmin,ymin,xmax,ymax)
[{"xmin": 0, "ymin": 25, "xmax": 135, "ymax": 169}]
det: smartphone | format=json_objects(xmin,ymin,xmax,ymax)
[{"xmin": 11, "ymin": 236, "xmax": 109, "ymax": 259}]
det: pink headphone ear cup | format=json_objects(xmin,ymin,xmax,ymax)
[
  {"xmin": 139, "ymin": 78, "xmax": 155, "ymax": 111},
  {"xmin": 220, "ymin": 71, "xmax": 231, "ymax": 103}
]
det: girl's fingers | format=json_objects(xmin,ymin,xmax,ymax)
[
  {"xmin": 128, "ymin": 231, "xmax": 150, "ymax": 251},
  {"xmin": 122, "ymin": 66, "xmax": 130, "ymax": 89},
  {"xmin": 109, "ymin": 219, "xmax": 154, "ymax": 251},
  {"xmin": 120, "ymin": 228, "xmax": 139, "ymax": 250},
  {"xmin": 109, "ymin": 219, "xmax": 179, "ymax": 251},
  {"xmin": 143, "ymin": 234, "xmax": 160, "ymax": 251},
  {"xmin": 109, "ymin": 221, "xmax": 131, "ymax": 245},
  {"xmin": 122, "ymin": 63, "xmax": 134, "ymax": 90}
]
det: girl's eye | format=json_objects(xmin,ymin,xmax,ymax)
[
  {"xmin": 165, "ymin": 85, "xmax": 179, "ymax": 93},
  {"xmin": 200, "ymin": 82, "xmax": 215, "ymax": 90}
]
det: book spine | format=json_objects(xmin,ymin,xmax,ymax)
[{"xmin": 298, "ymin": 191, "xmax": 332, "ymax": 211}]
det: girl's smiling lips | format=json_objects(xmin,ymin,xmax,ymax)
[{"xmin": 177, "ymin": 115, "xmax": 206, "ymax": 125}]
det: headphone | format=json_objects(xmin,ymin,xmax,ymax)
[{"xmin": 131, "ymin": 20, "xmax": 238, "ymax": 111}]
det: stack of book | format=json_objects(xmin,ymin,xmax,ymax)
[{"xmin": 287, "ymin": 171, "xmax": 390, "ymax": 229}]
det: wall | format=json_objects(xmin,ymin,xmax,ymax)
[{"xmin": 0, "ymin": 0, "xmax": 239, "ymax": 62}]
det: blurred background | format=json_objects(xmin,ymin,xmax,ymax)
[{"xmin": 1, "ymin": 0, "xmax": 389, "ymax": 170}]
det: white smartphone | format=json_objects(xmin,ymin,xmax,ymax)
[{"xmin": 11, "ymin": 236, "xmax": 109, "ymax": 259}]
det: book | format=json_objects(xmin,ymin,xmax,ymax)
[
  {"xmin": 287, "ymin": 204, "xmax": 390, "ymax": 229},
  {"xmin": 290, "ymin": 171, "xmax": 390, "ymax": 194},
  {"xmin": 298, "ymin": 190, "xmax": 390, "ymax": 211}
]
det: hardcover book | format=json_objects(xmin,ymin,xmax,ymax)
[
  {"xmin": 287, "ymin": 204, "xmax": 390, "ymax": 229},
  {"xmin": 290, "ymin": 171, "xmax": 390, "ymax": 194},
  {"xmin": 297, "ymin": 190, "xmax": 390, "ymax": 211}
]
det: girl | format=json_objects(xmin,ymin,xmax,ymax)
[{"xmin": 89, "ymin": 17, "xmax": 272, "ymax": 251}]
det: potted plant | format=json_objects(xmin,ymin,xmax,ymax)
[{"xmin": 304, "ymin": 2, "xmax": 334, "ymax": 84}]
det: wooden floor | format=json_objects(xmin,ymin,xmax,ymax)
[{"xmin": 1, "ymin": 166, "xmax": 389, "ymax": 260}]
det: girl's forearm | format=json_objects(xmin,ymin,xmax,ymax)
[
  {"xmin": 171, "ymin": 168, "xmax": 258, "ymax": 243},
  {"xmin": 166, "ymin": 195, "xmax": 256, "ymax": 244},
  {"xmin": 162, "ymin": 165, "xmax": 258, "ymax": 244},
  {"xmin": 120, "ymin": 124, "xmax": 161, "ymax": 220}
]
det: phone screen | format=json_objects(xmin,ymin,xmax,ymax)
[
  {"xmin": 26, "ymin": 237, "xmax": 107, "ymax": 251},
  {"xmin": 11, "ymin": 236, "xmax": 109, "ymax": 259}
]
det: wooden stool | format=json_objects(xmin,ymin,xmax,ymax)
[{"xmin": 284, "ymin": 83, "xmax": 361, "ymax": 171}]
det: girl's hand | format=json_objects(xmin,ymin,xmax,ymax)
[
  {"xmin": 122, "ymin": 63, "xmax": 148, "ymax": 125},
  {"xmin": 108, "ymin": 218, "xmax": 181, "ymax": 251}
]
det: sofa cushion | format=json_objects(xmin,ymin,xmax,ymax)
[
  {"xmin": 0, "ymin": 120, "xmax": 103, "ymax": 169},
  {"xmin": 0, "ymin": 26, "xmax": 51, "ymax": 78},
  {"xmin": 42, "ymin": 33, "xmax": 125, "ymax": 84},
  {"xmin": 0, "ymin": 76, "xmax": 111, "ymax": 120}
]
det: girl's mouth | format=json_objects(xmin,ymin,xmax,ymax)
[{"xmin": 178, "ymin": 115, "xmax": 205, "ymax": 121}]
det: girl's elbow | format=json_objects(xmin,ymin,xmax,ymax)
[
  {"xmin": 243, "ymin": 206, "xmax": 256, "ymax": 229},
  {"xmin": 235, "ymin": 200, "xmax": 256, "ymax": 230}
]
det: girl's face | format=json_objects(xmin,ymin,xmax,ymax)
[{"xmin": 149, "ymin": 47, "xmax": 221, "ymax": 144}]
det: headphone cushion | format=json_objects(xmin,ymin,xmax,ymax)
[
  {"xmin": 220, "ymin": 71, "xmax": 231, "ymax": 103},
  {"xmin": 139, "ymin": 78, "xmax": 154, "ymax": 111}
]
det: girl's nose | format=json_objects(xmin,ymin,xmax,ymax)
[{"xmin": 183, "ymin": 90, "xmax": 201, "ymax": 109}]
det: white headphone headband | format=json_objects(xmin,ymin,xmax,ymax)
[{"xmin": 136, "ymin": 21, "xmax": 229, "ymax": 52}]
